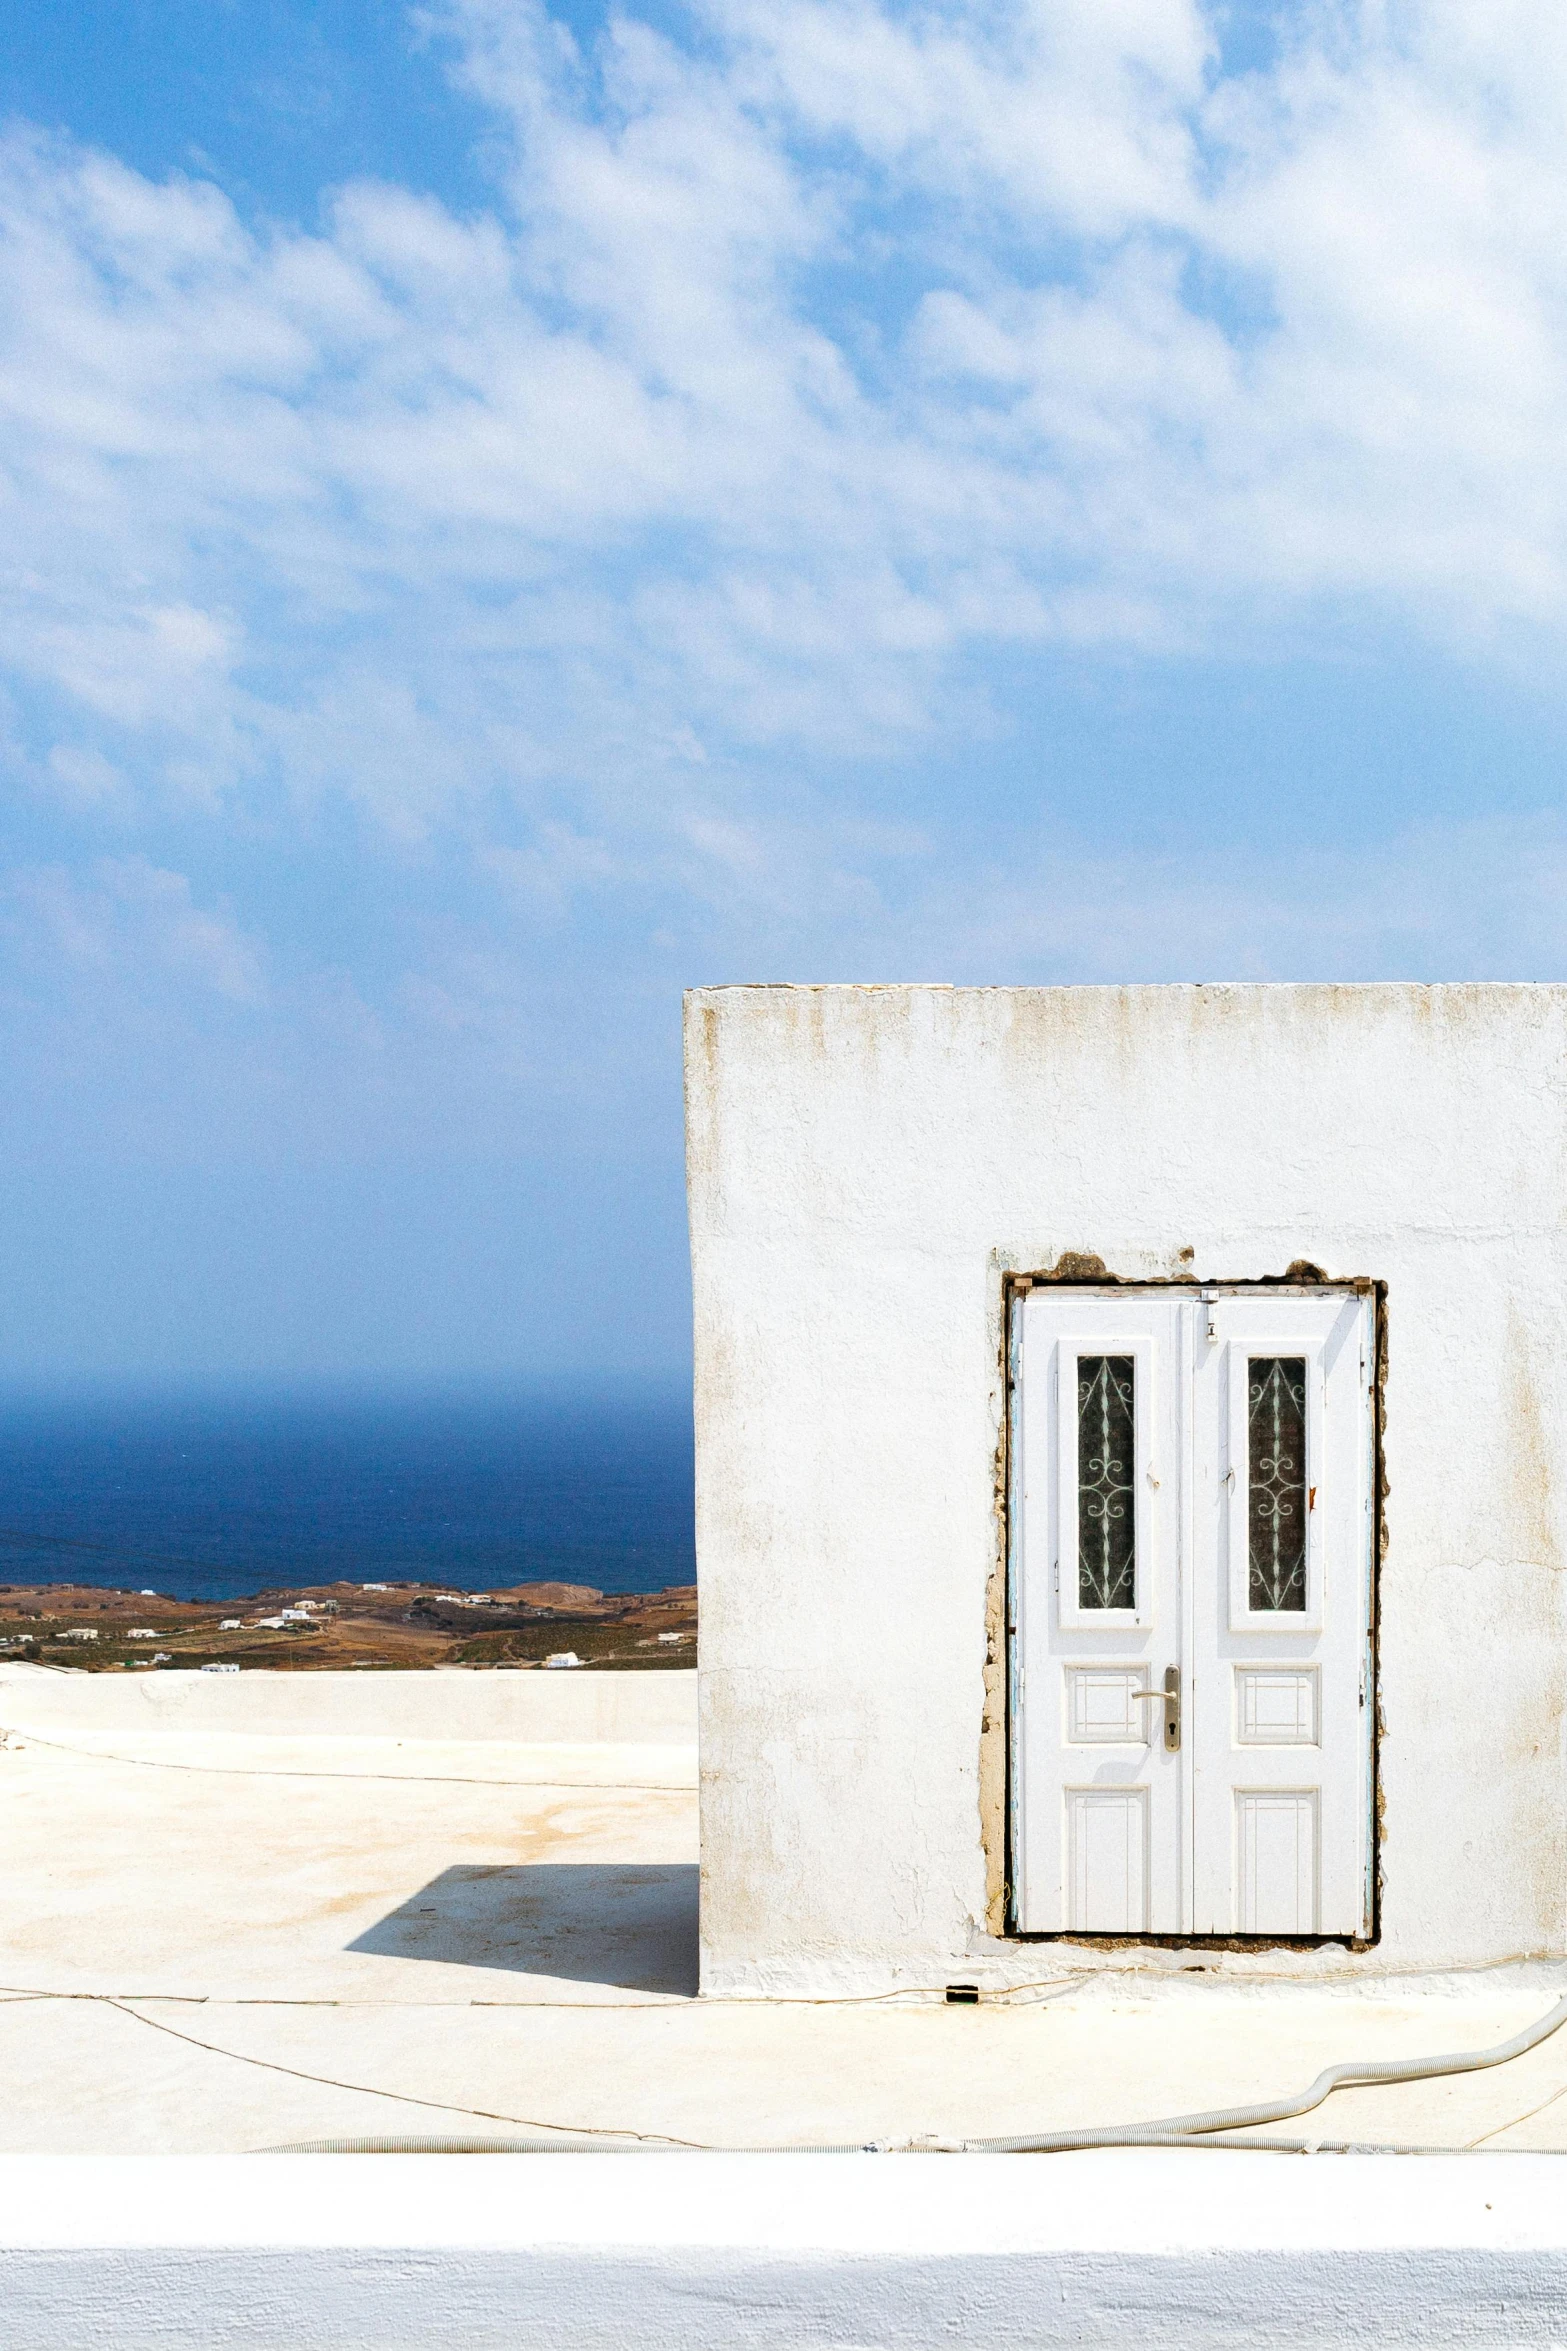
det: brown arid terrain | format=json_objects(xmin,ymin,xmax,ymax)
[{"xmin": 0, "ymin": 1579, "xmax": 696, "ymax": 1671}]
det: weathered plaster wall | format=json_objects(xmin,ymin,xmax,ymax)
[{"xmin": 686, "ymin": 984, "xmax": 1567, "ymax": 1994}]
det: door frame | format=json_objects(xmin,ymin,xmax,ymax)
[{"xmin": 1000, "ymin": 1267, "xmax": 1385, "ymax": 1948}]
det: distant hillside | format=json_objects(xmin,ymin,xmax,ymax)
[{"xmin": 0, "ymin": 1578, "xmax": 697, "ymax": 1671}]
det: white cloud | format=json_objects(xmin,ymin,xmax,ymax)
[
  {"xmin": 44, "ymin": 742, "xmax": 127, "ymax": 807},
  {"xmin": 714, "ymin": 0, "xmax": 1210, "ymax": 233},
  {"xmin": 484, "ymin": 822, "xmax": 620, "ymax": 909},
  {"xmin": 6, "ymin": 857, "xmax": 266, "ymax": 1004},
  {"xmin": 923, "ymin": 811, "xmax": 1567, "ymax": 986},
  {"xmin": 1, "ymin": 0, "xmax": 1567, "ymax": 882}
]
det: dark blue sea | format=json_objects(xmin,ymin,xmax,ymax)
[{"xmin": 0, "ymin": 1387, "xmax": 695, "ymax": 1602}]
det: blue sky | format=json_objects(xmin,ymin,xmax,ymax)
[{"xmin": 4, "ymin": 0, "xmax": 1567, "ymax": 1386}]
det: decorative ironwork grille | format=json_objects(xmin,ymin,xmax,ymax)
[
  {"xmin": 1247, "ymin": 1356, "xmax": 1307, "ymax": 1611},
  {"xmin": 1077, "ymin": 1355, "xmax": 1135, "ymax": 1610}
]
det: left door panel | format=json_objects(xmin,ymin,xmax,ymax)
[{"xmin": 1014, "ymin": 1288, "xmax": 1185, "ymax": 1933}]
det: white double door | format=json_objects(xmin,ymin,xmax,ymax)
[{"xmin": 1014, "ymin": 1284, "xmax": 1374, "ymax": 1939}]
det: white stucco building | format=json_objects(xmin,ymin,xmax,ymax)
[{"xmin": 687, "ymin": 983, "xmax": 1567, "ymax": 1994}]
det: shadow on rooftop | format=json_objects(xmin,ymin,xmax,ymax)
[{"xmin": 348, "ymin": 1862, "xmax": 699, "ymax": 1996}]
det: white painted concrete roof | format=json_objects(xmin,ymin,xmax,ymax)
[{"xmin": 3, "ymin": 1662, "xmax": 1567, "ymax": 2157}]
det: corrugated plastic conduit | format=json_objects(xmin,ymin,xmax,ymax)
[{"xmin": 267, "ymin": 1989, "xmax": 1567, "ymax": 2154}]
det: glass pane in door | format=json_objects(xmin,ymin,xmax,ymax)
[
  {"xmin": 1248, "ymin": 1356, "xmax": 1307, "ymax": 1611},
  {"xmin": 1078, "ymin": 1354, "xmax": 1135, "ymax": 1609}
]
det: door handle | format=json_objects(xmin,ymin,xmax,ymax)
[{"xmin": 1129, "ymin": 1667, "xmax": 1181, "ymax": 1752}]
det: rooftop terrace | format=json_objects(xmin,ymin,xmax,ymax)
[
  {"xmin": 5, "ymin": 1659, "xmax": 1567, "ymax": 2158},
  {"xmin": 8, "ymin": 1660, "xmax": 1567, "ymax": 2347}
]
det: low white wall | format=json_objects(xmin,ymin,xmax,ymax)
[
  {"xmin": 688, "ymin": 984, "xmax": 1567, "ymax": 1992},
  {"xmin": 4, "ymin": 2153, "xmax": 1567, "ymax": 2351},
  {"xmin": 0, "ymin": 1664, "xmax": 697, "ymax": 1745}
]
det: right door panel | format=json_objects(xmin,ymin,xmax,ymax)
[{"xmin": 1187, "ymin": 1290, "xmax": 1374, "ymax": 1937}]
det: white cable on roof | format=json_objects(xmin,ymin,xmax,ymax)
[
  {"xmin": 968, "ymin": 1990, "xmax": 1567, "ymax": 2152},
  {"xmin": 262, "ymin": 1990, "xmax": 1567, "ymax": 2155}
]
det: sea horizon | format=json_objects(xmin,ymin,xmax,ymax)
[{"xmin": 0, "ymin": 1378, "xmax": 696, "ymax": 1604}]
